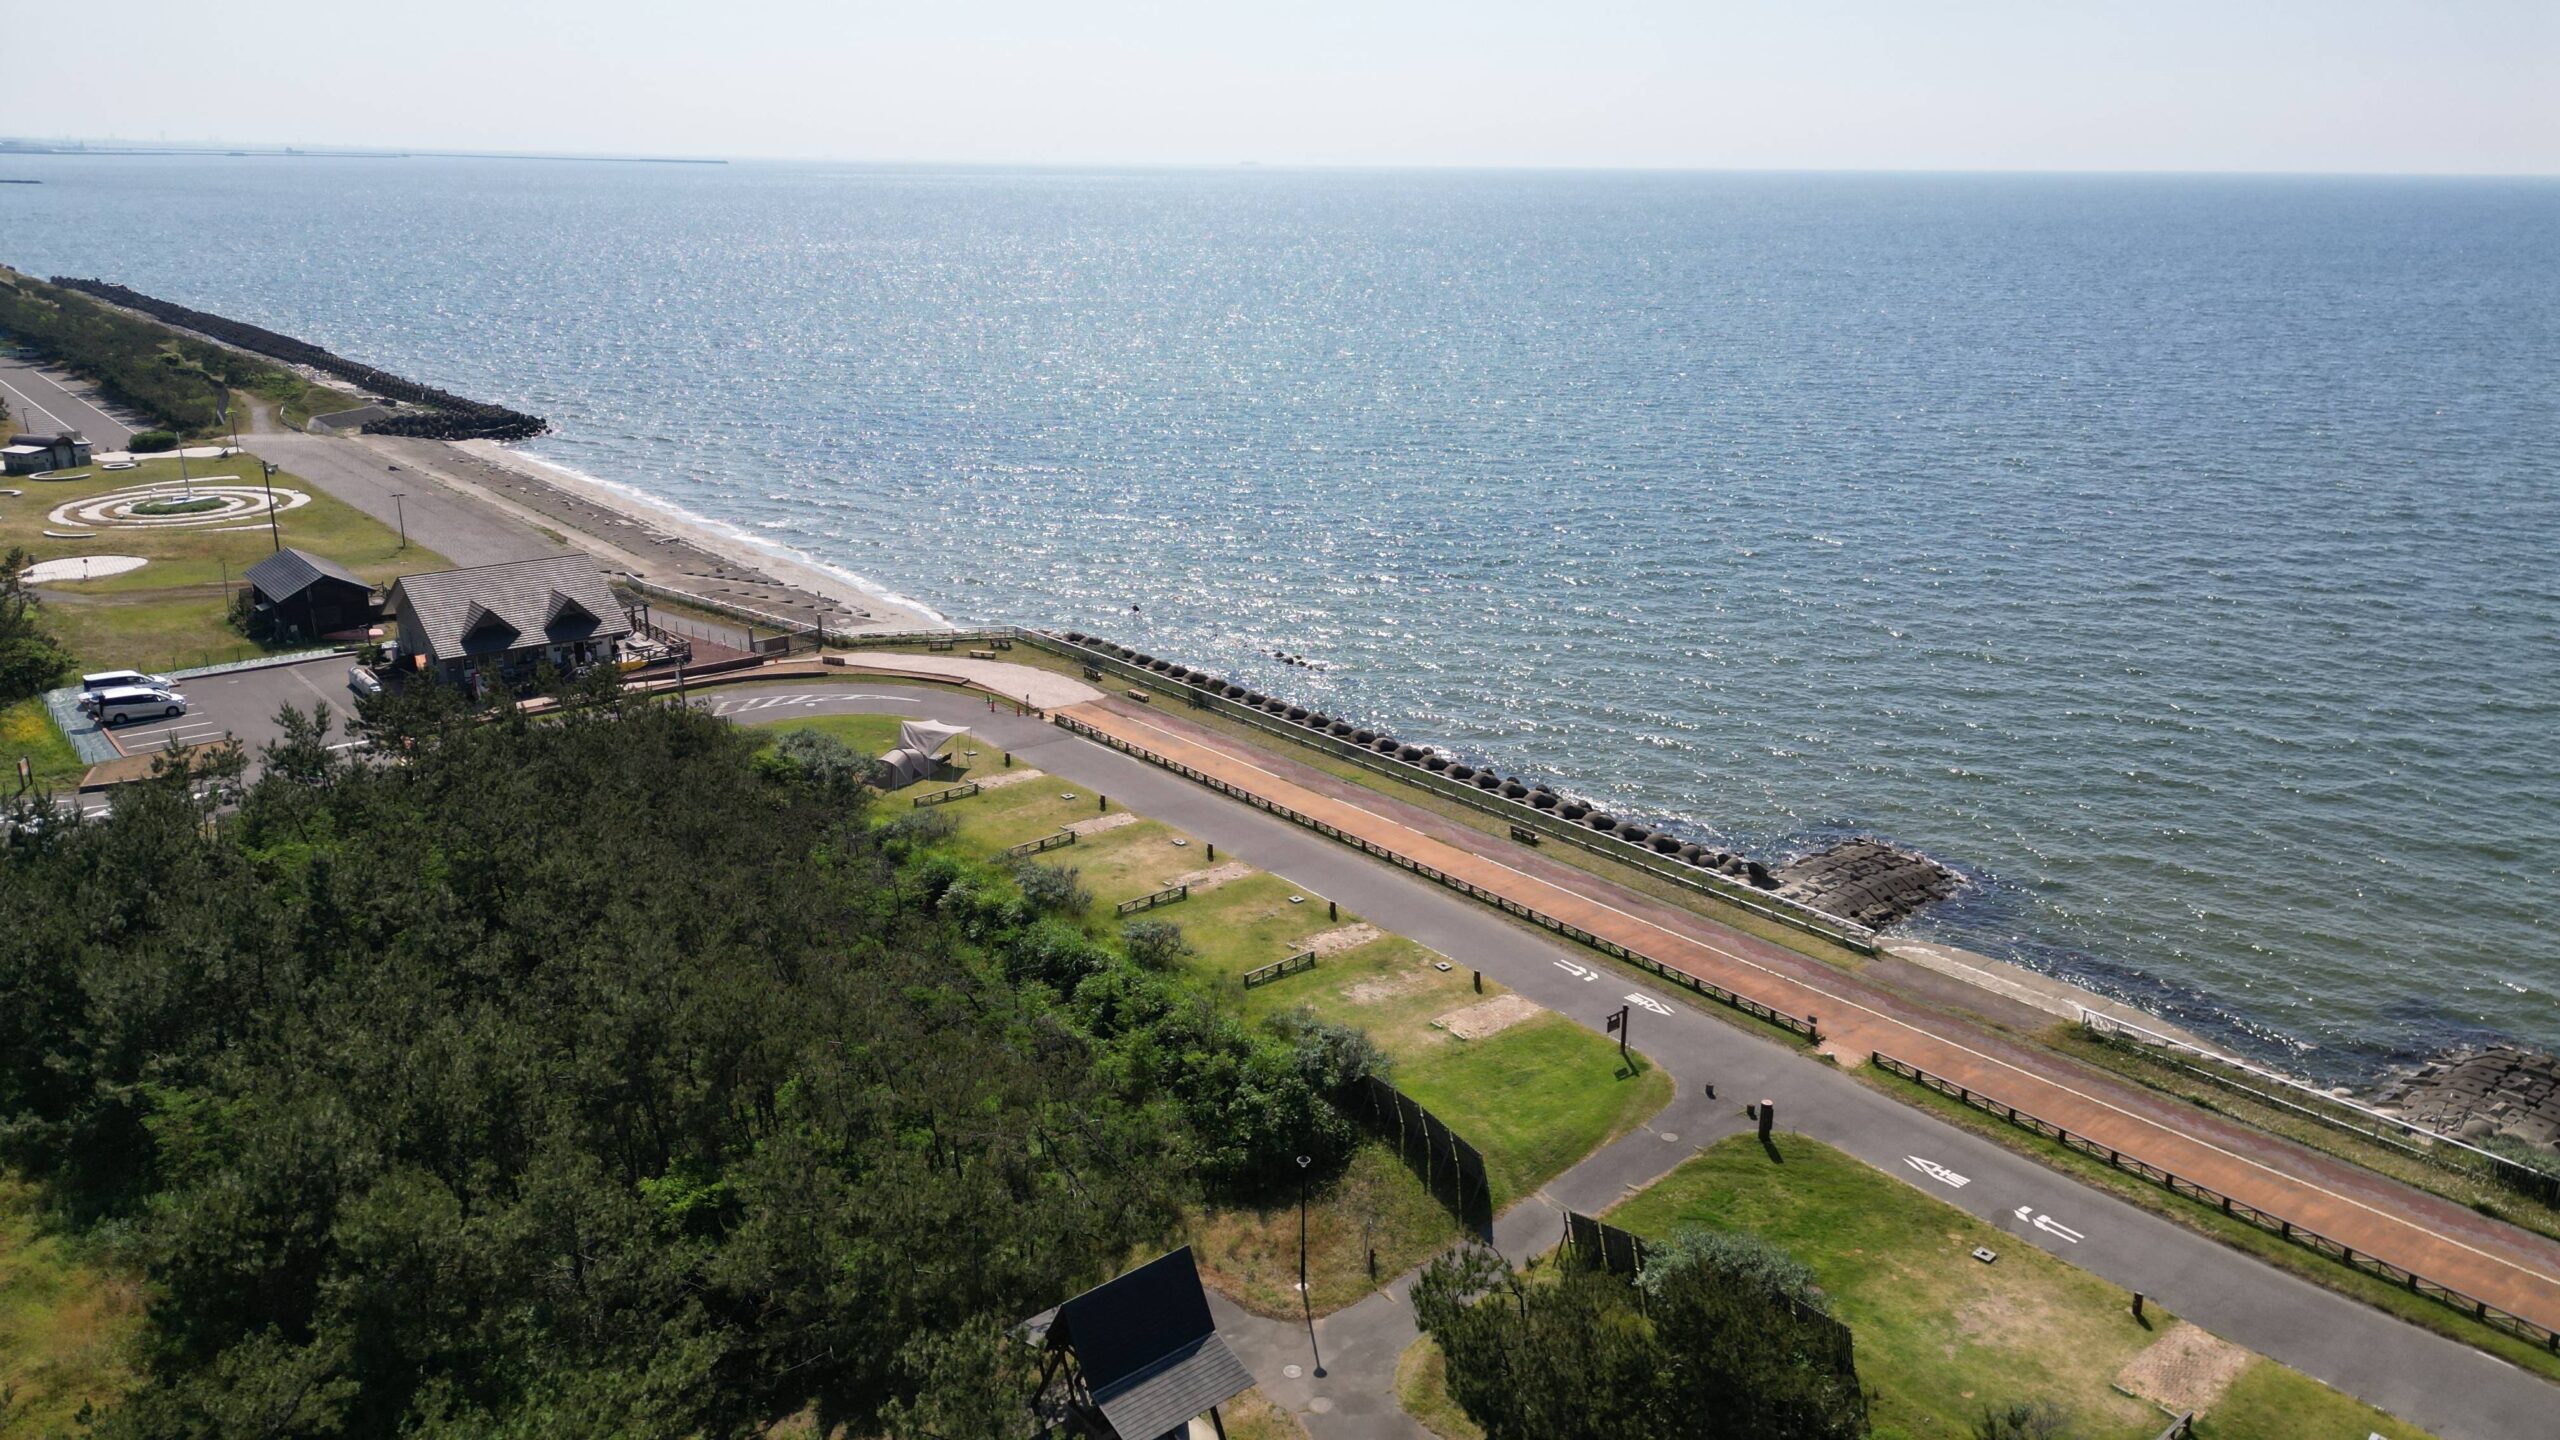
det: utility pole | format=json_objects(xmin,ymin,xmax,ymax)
[
  {"xmin": 261, "ymin": 461, "xmax": 283, "ymax": 552},
  {"xmin": 391, "ymin": 492, "xmax": 407, "ymax": 549}
]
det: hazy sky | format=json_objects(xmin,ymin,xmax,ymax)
[{"xmin": 23, "ymin": 1, "xmax": 2557, "ymax": 173}]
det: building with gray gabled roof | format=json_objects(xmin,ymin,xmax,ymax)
[
  {"xmin": 245, "ymin": 546, "xmax": 379, "ymax": 639},
  {"xmin": 385, "ymin": 553, "xmax": 631, "ymax": 681}
]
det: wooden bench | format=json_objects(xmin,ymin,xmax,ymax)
[
  {"xmin": 968, "ymin": 649, "xmax": 998, "ymax": 660},
  {"xmin": 1510, "ymin": 825, "xmax": 1541, "ymax": 846},
  {"xmin": 1125, "ymin": 689, "xmax": 1152, "ymax": 704}
]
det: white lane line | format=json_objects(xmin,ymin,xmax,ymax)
[
  {"xmin": 1094, "ymin": 706, "xmax": 2560, "ymax": 1295},
  {"xmin": 0, "ymin": 373, "xmax": 70, "ymax": 433},
  {"xmin": 1906, "ymin": 1155, "xmax": 1972, "ymax": 1189},
  {"xmin": 0, "ymin": 363, "xmax": 129, "ymax": 439}
]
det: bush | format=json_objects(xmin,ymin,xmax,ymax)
[
  {"xmin": 760, "ymin": 728, "xmax": 874, "ymax": 803},
  {"xmin": 1120, "ymin": 919, "xmax": 1190, "ymax": 970},
  {"xmin": 129, "ymin": 428, "xmax": 179, "ymax": 452},
  {"xmin": 1011, "ymin": 861, "xmax": 1092, "ymax": 917},
  {"xmin": 1636, "ymin": 1226, "xmax": 1828, "ymax": 1312},
  {"xmin": 1973, "ymin": 1400, "xmax": 2076, "ymax": 1440}
]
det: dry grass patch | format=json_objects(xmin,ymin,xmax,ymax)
[
  {"xmin": 1305, "ymin": 922, "xmax": 1383, "ymax": 957},
  {"xmin": 2115, "ymin": 1322, "xmax": 2250, "ymax": 1416},
  {"xmin": 1434, "ymin": 993, "xmax": 1542, "ymax": 1042}
]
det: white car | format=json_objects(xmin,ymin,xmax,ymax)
[
  {"xmin": 90, "ymin": 686, "xmax": 187, "ymax": 726},
  {"xmin": 348, "ymin": 666, "xmax": 383, "ymax": 697}
]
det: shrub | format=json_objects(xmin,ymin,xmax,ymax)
[
  {"xmin": 130, "ymin": 428, "xmax": 180, "ymax": 452},
  {"xmin": 1635, "ymin": 1226, "xmax": 1828, "ymax": 1313},
  {"xmin": 1973, "ymin": 1399, "xmax": 2076, "ymax": 1440},
  {"xmin": 1011, "ymin": 861, "xmax": 1092, "ymax": 917},
  {"xmin": 1120, "ymin": 919, "xmax": 1190, "ymax": 970}
]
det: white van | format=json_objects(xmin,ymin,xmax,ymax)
[
  {"xmin": 78, "ymin": 670, "xmax": 173, "ymax": 707},
  {"xmin": 90, "ymin": 686, "xmax": 188, "ymax": 727}
]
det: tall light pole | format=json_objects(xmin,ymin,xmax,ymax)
[
  {"xmin": 261, "ymin": 460, "xmax": 283, "ymax": 552},
  {"xmin": 1296, "ymin": 1153, "xmax": 1324, "ymax": 1377}
]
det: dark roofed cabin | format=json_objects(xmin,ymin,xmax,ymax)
[
  {"xmin": 1020, "ymin": 1247, "xmax": 1255, "ymax": 1440},
  {"xmin": 385, "ymin": 554, "xmax": 632, "ymax": 682},
  {"xmin": 244, "ymin": 547, "xmax": 379, "ymax": 640}
]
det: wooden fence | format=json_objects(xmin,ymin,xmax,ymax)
[
  {"xmin": 1871, "ymin": 1050, "xmax": 2559, "ymax": 1353},
  {"xmin": 1116, "ymin": 883, "xmax": 1189, "ymax": 916},
  {"xmin": 911, "ymin": 781, "xmax": 980, "ymax": 808},
  {"xmin": 1001, "ymin": 830, "xmax": 1078, "ymax": 859},
  {"xmin": 1051, "ymin": 714, "xmax": 1820, "ymax": 1043},
  {"xmin": 1026, "ymin": 631, "xmax": 1876, "ymax": 953},
  {"xmin": 1244, "ymin": 950, "xmax": 1317, "ymax": 988}
]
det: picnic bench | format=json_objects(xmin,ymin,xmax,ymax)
[
  {"xmin": 1125, "ymin": 689, "xmax": 1152, "ymax": 704},
  {"xmin": 1510, "ymin": 825, "xmax": 1541, "ymax": 846},
  {"xmin": 968, "ymin": 648, "xmax": 998, "ymax": 660}
]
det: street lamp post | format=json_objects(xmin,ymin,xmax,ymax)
[
  {"xmin": 391, "ymin": 492, "xmax": 407, "ymax": 549},
  {"xmin": 1295, "ymin": 1153, "xmax": 1324, "ymax": 1377},
  {"xmin": 261, "ymin": 461, "xmax": 283, "ymax": 552}
]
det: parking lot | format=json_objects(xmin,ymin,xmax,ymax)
[{"xmin": 100, "ymin": 654, "xmax": 367, "ymax": 761}]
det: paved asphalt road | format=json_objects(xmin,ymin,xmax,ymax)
[
  {"xmin": 252, "ymin": 432, "xmax": 566, "ymax": 568},
  {"xmin": 699, "ymin": 679, "xmax": 2556, "ymax": 1440},
  {"xmin": 0, "ymin": 355, "xmax": 138, "ymax": 446}
]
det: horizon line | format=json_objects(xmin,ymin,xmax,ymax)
[{"xmin": 3, "ymin": 137, "xmax": 2553, "ymax": 182}]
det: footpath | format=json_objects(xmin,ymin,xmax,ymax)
[{"xmin": 1055, "ymin": 699, "xmax": 2560, "ymax": 1341}]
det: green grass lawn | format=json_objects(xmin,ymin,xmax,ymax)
[
  {"xmin": 1864, "ymin": 1065, "xmax": 2560, "ymax": 1385},
  {"xmin": 2, "ymin": 696, "xmax": 86, "ymax": 791},
  {"xmin": 1605, "ymin": 1134, "xmax": 2434, "ymax": 1440},
  {"xmin": 0, "ymin": 1173, "xmax": 140, "ymax": 1439},
  {"xmin": 6, "ymin": 449, "xmax": 446, "ymax": 673},
  {"xmin": 845, "ymin": 719, "xmax": 1673, "ymax": 1296}
]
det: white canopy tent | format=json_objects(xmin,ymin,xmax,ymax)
[{"xmin": 877, "ymin": 719, "xmax": 969, "ymax": 788}]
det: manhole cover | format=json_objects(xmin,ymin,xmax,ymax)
[
  {"xmin": 1660, "ymin": 1132, "xmax": 1679, "ymax": 1143},
  {"xmin": 1282, "ymin": 1365, "xmax": 1302, "ymax": 1379},
  {"xmin": 1309, "ymin": 1398, "xmax": 1335, "ymax": 1414}
]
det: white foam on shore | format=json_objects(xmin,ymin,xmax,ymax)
[{"xmin": 491, "ymin": 442, "xmax": 954, "ymax": 629}]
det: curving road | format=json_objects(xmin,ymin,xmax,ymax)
[
  {"xmin": 0, "ymin": 355, "xmax": 138, "ymax": 446},
  {"xmin": 704, "ymin": 679, "xmax": 2555, "ymax": 1440}
]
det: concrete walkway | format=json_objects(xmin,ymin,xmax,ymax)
[
  {"xmin": 826, "ymin": 652, "xmax": 1100, "ymax": 708},
  {"xmin": 1060, "ymin": 699, "xmax": 2560, "ymax": 1339},
  {"xmin": 691, "ymin": 677, "xmax": 2560, "ymax": 1440}
]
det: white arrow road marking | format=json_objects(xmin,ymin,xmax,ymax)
[
  {"xmin": 1626, "ymin": 992, "xmax": 1676, "ymax": 1017},
  {"xmin": 2012, "ymin": 1206, "xmax": 2084, "ymax": 1243},
  {"xmin": 1905, "ymin": 1156, "xmax": 1970, "ymax": 1189},
  {"xmin": 1554, "ymin": 959, "xmax": 1593, "ymax": 980}
]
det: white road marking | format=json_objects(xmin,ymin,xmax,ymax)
[
  {"xmin": 2013, "ymin": 1206, "xmax": 2084, "ymax": 1243},
  {"xmin": 1905, "ymin": 1155, "xmax": 1971, "ymax": 1189},
  {"xmin": 1553, "ymin": 958, "xmax": 1595, "ymax": 981},
  {"xmin": 1625, "ymin": 992, "xmax": 1676, "ymax": 1016}
]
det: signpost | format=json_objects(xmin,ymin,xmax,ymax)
[{"xmin": 1606, "ymin": 1003, "xmax": 1630, "ymax": 1064}]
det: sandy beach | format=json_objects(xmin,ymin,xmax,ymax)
[{"xmin": 346, "ymin": 431, "xmax": 950, "ymax": 636}]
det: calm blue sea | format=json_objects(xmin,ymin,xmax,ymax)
[{"xmin": 5, "ymin": 157, "xmax": 2554, "ymax": 1078}]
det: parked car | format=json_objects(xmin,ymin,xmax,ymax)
[
  {"xmin": 348, "ymin": 666, "xmax": 383, "ymax": 697},
  {"xmin": 77, "ymin": 669, "xmax": 173, "ymax": 710},
  {"xmin": 89, "ymin": 686, "xmax": 187, "ymax": 727}
]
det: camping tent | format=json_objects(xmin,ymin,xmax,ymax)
[{"xmin": 877, "ymin": 719, "xmax": 969, "ymax": 789}]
